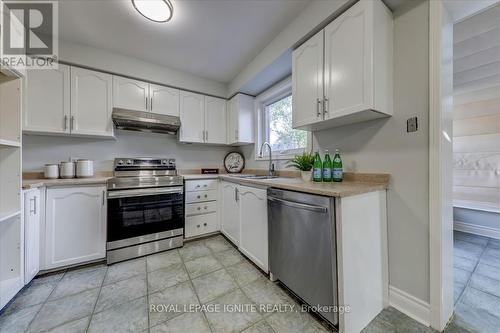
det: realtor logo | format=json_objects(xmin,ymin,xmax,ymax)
[{"xmin": 1, "ymin": 0, "xmax": 58, "ymax": 69}]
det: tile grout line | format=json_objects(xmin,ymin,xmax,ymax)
[
  {"xmin": 84, "ymin": 266, "xmax": 108, "ymax": 333},
  {"xmin": 178, "ymin": 240, "xmax": 216, "ymax": 333},
  {"xmin": 24, "ymin": 269, "xmax": 68, "ymax": 333}
]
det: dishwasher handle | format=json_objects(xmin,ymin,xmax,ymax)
[{"xmin": 268, "ymin": 196, "xmax": 328, "ymax": 213}]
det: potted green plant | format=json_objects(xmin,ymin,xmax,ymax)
[{"xmin": 287, "ymin": 152, "xmax": 315, "ymax": 181}]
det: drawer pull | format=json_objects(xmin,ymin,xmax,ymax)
[
  {"xmin": 203, "ymin": 223, "xmax": 207, "ymax": 226},
  {"xmin": 197, "ymin": 207, "xmax": 201, "ymax": 210},
  {"xmin": 197, "ymin": 224, "xmax": 201, "ymax": 228},
  {"xmin": 196, "ymin": 185, "xmax": 200, "ymax": 188},
  {"xmin": 197, "ymin": 195, "xmax": 201, "ymax": 199},
  {"xmin": 203, "ymin": 184, "xmax": 207, "ymax": 187},
  {"xmin": 204, "ymin": 194, "xmax": 207, "ymax": 198},
  {"xmin": 204, "ymin": 206, "xmax": 207, "ymax": 209}
]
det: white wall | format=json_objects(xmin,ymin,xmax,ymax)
[
  {"xmin": 228, "ymin": 0, "xmax": 351, "ymax": 96},
  {"xmin": 243, "ymin": 0, "xmax": 431, "ymax": 303},
  {"xmin": 59, "ymin": 40, "xmax": 227, "ymax": 98},
  {"xmin": 22, "ymin": 131, "xmax": 233, "ymax": 172}
]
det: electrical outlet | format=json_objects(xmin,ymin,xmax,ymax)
[{"xmin": 407, "ymin": 117, "xmax": 418, "ymax": 133}]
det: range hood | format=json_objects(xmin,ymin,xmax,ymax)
[{"xmin": 112, "ymin": 108, "xmax": 181, "ymax": 135}]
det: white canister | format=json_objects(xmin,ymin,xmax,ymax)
[
  {"xmin": 59, "ymin": 161, "xmax": 75, "ymax": 179},
  {"xmin": 44, "ymin": 164, "xmax": 59, "ymax": 179},
  {"xmin": 76, "ymin": 159, "xmax": 94, "ymax": 178}
]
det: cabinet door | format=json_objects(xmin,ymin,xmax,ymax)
[
  {"xmin": 205, "ymin": 96, "xmax": 227, "ymax": 144},
  {"xmin": 24, "ymin": 64, "xmax": 70, "ymax": 134},
  {"xmin": 324, "ymin": 0, "xmax": 372, "ymax": 118},
  {"xmin": 150, "ymin": 84, "xmax": 180, "ymax": 116},
  {"xmin": 24, "ymin": 190, "xmax": 40, "ymax": 284},
  {"xmin": 179, "ymin": 91, "xmax": 205, "ymax": 143},
  {"xmin": 71, "ymin": 67, "xmax": 113, "ymax": 137},
  {"xmin": 113, "ymin": 76, "xmax": 149, "ymax": 112},
  {"xmin": 45, "ymin": 186, "xmax": 106, "ymax": 269},
  {"xmin": 220, "ymin": 182, "xmax": 240, "ymax": 246},
  {"xmin": 226, "ymin": 97, "xmax": 237, "ymax": 144},
  {"xmin": 239, "ymin": 186, "xmax": 268, "ymax": 272},
  {"xmin": 292, "ymin": 30, "xmax": 324, "ymax": 128}
]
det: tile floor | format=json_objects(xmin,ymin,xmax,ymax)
[
  {"xmin": 2, "ymin": 232, "xmax": 496, "ymax": 333},
  {"xmin": 450, "ymin": 231, "xmax": 500, "ymax": 333}
]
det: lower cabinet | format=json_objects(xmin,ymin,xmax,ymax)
[
  {"xmin": 184, "ymin": 179, "xmax": 219, "ymax": 239},
  {"xmin": 239, "ymin": 186, "xmax": 268, "ymax": 271},
  {"xmin": 220, "ymin": 181, "xmax": 240, "ymax": 246},
  {"xmin": 220, "ymin": 181, "xmax": 269, "ymax": 272},
  {"xmin": 24, "ymin": 188, "xmax": 40, "ymax": 284},
  {"xmin": 44, "ymin": 186, "xmax": 106, "ymax": 270}
]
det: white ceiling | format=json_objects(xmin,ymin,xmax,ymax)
[{"xmin": 57, "ymin": 0, "xmax": 309, "ymax": 84}]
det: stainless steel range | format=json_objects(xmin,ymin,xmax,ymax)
[{"xmin": 106, "ymin": 157, "xmax": 184, "ymax": 264}]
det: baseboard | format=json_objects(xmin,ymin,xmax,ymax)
[
  {"xmin": 454, "ymin": 220, "xmax": 500, "ymax": 240},
  {"xmin": 388, "ymin": 285, "xmax": 430, "ymax": 326}
]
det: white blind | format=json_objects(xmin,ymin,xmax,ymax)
[{"xmin": 453, "ymin": 4, "xmax": 500, "ymax": 212}]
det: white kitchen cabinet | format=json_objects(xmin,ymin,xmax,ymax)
[
  {"xmin": 71, "ymin": 67, "xmax": 113, "ymax": 137},
  {"xmin": 239, "ymin": 185, "xmax": 268, "ymax": 271},
  {"xmin": 179, "ymin": 91, "xmax": 206, "ymax": 143},
  {"xmin": 112, "ymin": 76, "xmax": 149, "ymax": 112},
  {"xmin": 0, "ymin": 214, "xmax": 24, "ymax": 310},
  {"xmin": 44, "ymin": 186, "xmax": 106, "ymax": 270},
  {"xmin": 150, "ymin": 84, "xmax": 180, "ymax": 116},
  {"xmin": 24, "ymin": 64, "xmax": 70, "ymax": 134},
  {"xmin": 292, "ymin": 0, "xmax": 392, "ymax": 131},
  {"xmin": 292, "ymin": 30, "xmax": 324, "ymax": 129},
  {"xmin": 220, "ymin": 181, "xmax": 240, "ymax": 246},
  {"xmin": 227, "ymin": 94, "xmax": 254, "ymax": 145},
  {"xmin": 24, "ymin": 189, "xmax": 40, "ymax": 284},
  {"xmin": 184, "ymin": 179, "xmax": 219, "ymax": 239},
  {"xmin": 205, "ymin": 96, "xmax": 227, "ymax": 144}
]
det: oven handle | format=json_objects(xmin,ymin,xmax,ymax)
[{"xmin": 107, "ymin": 186, "xmax": 184, "ymax": 199}]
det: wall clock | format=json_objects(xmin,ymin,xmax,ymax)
[{"xmin": 223, "ymin": 151, "xmax": 245, "ymax": 173}]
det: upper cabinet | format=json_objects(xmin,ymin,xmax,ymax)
[
  {"xmin": 24, "ymin": 65, "xmax": 114, "ymax": 138},
  {"xmin": 227, "ymin": 94, "xmax": 254, "ymax": 145},
  {"xmin": 113, "ymin": 76, "xmax": 149, "ymax": 112},
  {"xmin": 24, "ymin": 64, "xmax": 71, "ymax": 134},
  {"xmin": 205, "ymin": 96, "xmax": 227, "ymax": 144},
  {"xmin": 71, "ymin": 67, "xmax": 113, "ymax": 137},
  {"xmin": 179, "ymin": 92, "xmax": 227, "ymax": 144},
  {"xmin": 113, "ymin": 77, "xmax": 180, "ymax": 116},
  {"xmin": 292, "ymin": 0, "xmax": 393, "ymax": 131},
  {"xmin": 150, "ymin": 84, "xmax": 180, "ymax": 117}
]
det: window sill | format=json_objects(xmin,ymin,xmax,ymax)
[{"xmin": 255, "ymin": 154, "xmax": 296, "ymax": 161}]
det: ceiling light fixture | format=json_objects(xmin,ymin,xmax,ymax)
[{"xmin": 132, "ymin": 0, "xmax": 173, "ymax": 23}]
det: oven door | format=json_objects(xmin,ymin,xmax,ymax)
[{"xmin": 107, "ymin": 186, "xmax": 184, "ymax": 243}]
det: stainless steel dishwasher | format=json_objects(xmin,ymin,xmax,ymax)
[{"xmin": 268, "ymin": 188, "xmax": 338, "ymax": 326}]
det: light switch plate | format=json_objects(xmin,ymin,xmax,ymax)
[{"xmin": 407, "ymin": 117, "xmax": 418, "ymax": 133}]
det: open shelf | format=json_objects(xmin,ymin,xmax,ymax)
[
  {"xmin": 0, "ymin": 210, "xmax": 21, "ymax": 223},
  {"xmin": 0, "ymin": 139, "xmax": 21, "ymax": 148}
]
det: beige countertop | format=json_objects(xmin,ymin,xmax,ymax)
[
  {"xmin": 22, "ymin": 177, "xmax": 112, "ymax": 189},
  {"xmin": 184, "ymin": 171, "xmax": 390, "ymax": 198}
]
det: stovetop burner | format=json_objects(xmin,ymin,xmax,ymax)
[{"xmin": 108, "ymin": 157, "xmax": 183, "ymax": 190}]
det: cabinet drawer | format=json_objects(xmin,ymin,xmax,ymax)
[
  {"xmin": 185, "ymin": 179, "xmax": 218, "ymax": 192},
  {"xmin": 186, "ymin": 202, "xmax": 217, "ymax": 217},
  {"xmin": 185, "ymin": 213, "xmax": 218, "ymax": 238},
  {"xmin": 186, "ymin": 190, "xmax": 217, "ymax": 204}
]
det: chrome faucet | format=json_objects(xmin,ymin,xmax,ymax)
[{"xmin": 259, "ymin": 142, "xmax": 275, "ymax": 176}]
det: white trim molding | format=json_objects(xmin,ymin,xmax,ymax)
[
  {"xmin": 389, "ymin": 285, "xmax": 431, "ymax": 327},
  {"xmin": 454, "ymin": 220, "xmax": 500, "ymax": 240},
  {"xmin": 429, "ymin": 0, "xmax": 455, "ymax": 331}
]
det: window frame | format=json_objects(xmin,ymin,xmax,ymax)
[{"xmin": 254, "ymin": 76, "xmax": 311, "ymax": 161}]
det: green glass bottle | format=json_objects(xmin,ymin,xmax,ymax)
[
  {"xmin": 332, "ymin": 149, "xmax": 343, "ymax": 182},
  {"xmin": 322, "ymin": 150, "xmax": 332, "ymax": 182},
  {"xmin": 312, "ymin": 152, "xmax": 322, "ymax": 182}
]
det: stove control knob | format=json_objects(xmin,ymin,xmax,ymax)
[
  {"xmin": 117, "ymin": 160, "xmax": 124, "ymax": 165},
  {"xmin": 161, "ymin": 160, "xmax": 168, "ymax": 165},
  {"xmin": 126, "ymin": 159, "xmax": 133, "ymax": 165}
]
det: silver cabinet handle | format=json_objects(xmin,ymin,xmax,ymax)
[
  {"xmin": 235, "ymin": 187, "xmax": 239, "ymax": 202},
  {"xmin": 206, "ymin": 130, "xmax": 208, "ymax": 141},
  {"xmin": 145, "ymin": 96, "xmax": 148, "ymax": 110},
  {"xmin": 268, "ymin": 196, "xmax": 327, "ymax": 213},
  {"xmin": 204, "ymin": 194, "xmax": 208, "ymax": 198},
  {"xmin": 204, "ymin": 206, "xmax": 207, "ymax": 210},
  {"xmin": 197, "ymin": 207, "xmax": 201, "ymax": 210},
  {"xmin": 63, "ymin": 115, "xmax": 68, "ymax": 131},
  {"xmin": 29, "ymin": 198, "xmax": 35, "ymax": 214},
  {"xmin": 203, "ymin": 184, "xmax": 207, "ymax": 188},
  {"xmin": 197, "ymin": 224, "xmax": 201, "ymax": 228},
  {"xmin": 197, "ymin": 195, "xmax": 201, "ymax": 199},
  {"xmin": 70, "ymin": 116, "xmax": 75, "ymax": 131},
  {"xmin": 316, "ymin": 98, "xmax": 322, "ymax": 117},
  {"xmin": 203, "ymin": 223, "xmax": 207, "ymax": 226},
  {"xmin": 102, "ymin": 190, "xmax": 105, "ymax": 206},
  {"xmin": 150, "ymin": 97, "xmax": 153, "ymax": 111},
  {"xmin": 324, "ymin": 97, "xmax": 329, "ymax": 115}
]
